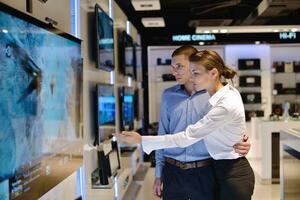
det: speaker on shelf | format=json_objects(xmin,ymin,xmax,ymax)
[
  {"xmin": 239, "ymin": 76, "xmax": 261, "ymax": 87},
  {"xmin": 157, "ymin": 58, "xmax": 172, "ymax": 66},
  {"xmin": 238, "ymin": 59, "xmax": 260, "ymax": 70},
  {"xmin": 162, "ymin": 74, "xmax": 176, "ymax": 81},
  {"xmin": 274, "ymin": 83, "xmax": 283, "ymax": 94},
  {"xmin": 157, "ymin": 58, "xmax": 162, "ymax": 65},
  {"xmin": 245, "ymin": 110, "xmax": 264, "ymax": 121},
  {"xmin": 165, "ymin": 59, "xmax": 172, "ymax": 65},
  {"xmin": 273, "ymin": 61, "xmax": 284, "ymax": 73},
  {"xmin": 272, "ymin": 103, "xmax": 300, "ymax": 116},
  {"xmin": 241, "ymin": 92, "xmax": 262, "ymax": 104},
  {"xmin": 294, "ymin": 61, "xmax": 300, "ymax": 73},
  {"xmin": 272, "ymin": 104, "xmax": 283, "ymax": 116},
  {"xmin": 296, "ymin": 83, "xmax": 300, "ymax": 94}
]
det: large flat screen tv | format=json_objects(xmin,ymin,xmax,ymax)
[
  {"xmin": 120, "ymin": 31, "xmax": 136, "ymax": 78},
  {"xmin": 119, "ymin": 87, "xmax": 134, "ymax": 131},
  {"xmin": 95, "ymin": 84, "xmax": 116, "ymax": 145},
  {"xmin": 0, "ymin": 3, "xmax": 82, "ymax": 199},
  {"xmin": 95, "ymin": 4, "xmax": 114, "ymax": 71}
]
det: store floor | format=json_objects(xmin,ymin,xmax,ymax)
[{"xmin": 140, "ymin": 159, "xmax": 280, "ymax": 200}]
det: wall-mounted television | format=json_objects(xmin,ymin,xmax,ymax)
[
  {"xmin": 95, "ymin": 4, "xmax": 114, "ymax": 71},
  {"xmin": 119, "ymin": 31, "xmax": 136, "ymax": 78},
  {"xmin": 0, "ymin": 2, "xmax": 82, "ymax": 199},
  {"xmin": 95, "ymin": 84, "xmax": 116, "ymax": 145},
  {"xmin": 119, "ymin": 87, "xmax": 134, "ymax": 131},
  {"xmin": 135, "ymin": 44, "xmax": 142, "ymax": 82}
]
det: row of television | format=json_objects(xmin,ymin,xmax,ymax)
[
  {"xmin": 95, "ymin": 84, "xmax": 141, "ymax": 145},
  {"xmin": 95, "ymin": 4, "xmax": 139, "ymax": 79},
  {"xmin": 93, "ymin": 83, "xmax": 143, "ymax": 185}
]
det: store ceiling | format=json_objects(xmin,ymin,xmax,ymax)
[{"xmin": 115, "ymin": 0, "xmax": 300, "ymax": 43}]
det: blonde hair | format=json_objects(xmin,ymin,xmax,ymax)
[{"xmin": 189, "ymin": 49, "xmax": 237, "ymax": 79}]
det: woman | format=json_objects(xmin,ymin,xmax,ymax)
[{"xmin": 115, "ymin": 50, "xmax": 255, "ymax": 200}]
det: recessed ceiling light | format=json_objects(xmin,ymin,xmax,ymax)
[
  {"xmin": 212, "ymin": 29, "xmax": 219, "ymax": 33},
  {"xmin": 273, "ymin": 29, "xmax": 279, "ymax": 32},
  {"xmin": 199, "ymin": 42, "xmax": 205, "ymax": 45},
  {"xmin": 131, "ymin": 0, "xmax": 161, "ymax": 11},
  {"xmin": 255, "ymin": 41, "xmax": 261, "ymax": 45},
  {"xmin": 220, "ymin": 29, "xmax": 228, "ymax": 33},
  {"xmin": 203, "ymin": 30, "xmax": 210, "ymax": 33},
  {"xmin": 291, "ymin": 28, "xmax": 298, "ymax": 32},
  {"xmin": 141, "ymin": 17, "xmax": 165, "ymax": 27}
]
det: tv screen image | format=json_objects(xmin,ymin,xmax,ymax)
[
  {"xmin": 0, "ymin": 3, "xmax": 82, "ymax": 199},
  {"xmin": 95, "ymin": 4, "xmax": 114, "ymax": 71},
  {"xmin": 99, "ymin": 96, "xmax": 115, "ymax": 125},
  {"xmin": 96, "ymin": 84, "xmax": 116, "ymax": 144},
  {"xmin": 119, "ymin": 87, "xmax": 134, "ymax": 131},
  {"xmin": 124, "ymin": 95, "xmax": 134, "ymax": 126},
  {"xmin": 124, "ymin": 32, "xmax": 135, "ymax": 77}
]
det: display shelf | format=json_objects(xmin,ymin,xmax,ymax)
[
  {"xmin": 156, "ymin": 64, "xmax": 171, "ymax": 67},
  {"xmin": 274, "ymin": 94, "xmax": 299, "ymax": 96},
  {"xmin": 244, "ymin": 103, "xmax": 264, "ymax": 106},
  {"xmin": 273, "ymin": 72, "xmax": 300, "ymax": 74}
]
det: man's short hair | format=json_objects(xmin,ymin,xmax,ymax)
[{"xmin": 171, "ymin": 45, "xmax": 198, "ymax": 58}]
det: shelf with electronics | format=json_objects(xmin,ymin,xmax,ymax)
[
  {"xmin": 235, "ymin": 58, "xmax": 266, "ymax": 122},
  {"xmin": 271, "ymin": 60, "xmax": 300, "ymax": 118}
]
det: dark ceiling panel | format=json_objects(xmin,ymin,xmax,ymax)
[{"xmin": 115, "ymin": 0, "xmax": 300, "ymax": 45}]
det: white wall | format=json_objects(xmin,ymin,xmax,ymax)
[
  {"xmin": 0, "ymin": 0, "xmax": 26, "ymax": 11},
  {"xmin": 1, "ymin": 0, "xmax": 71, "ymax": 33},
  {"xmin": 80, "ymin": 0, "xmax": 141, "ymax": 199}
]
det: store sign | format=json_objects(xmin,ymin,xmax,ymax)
[
  {"xmin": 279, "ymin": 32, "xmax": 297, "ymax": 40},
  {"xmin": 172, "ymin": 34, "xmax": 216, "ymax": 42}
]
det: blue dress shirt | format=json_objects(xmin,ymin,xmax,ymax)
[{"xmin": 155, "ymin": 84, "xmax": 211, "ymax": 178}]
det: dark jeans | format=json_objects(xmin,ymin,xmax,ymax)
[
  {"xmin": 162, "ymin": 162, "xmax": 217, "ymax": 200},
  {"xmin": 214, "ymin": 157, "xmax": 255, "ymax": 200}
]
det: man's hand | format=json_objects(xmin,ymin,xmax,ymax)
[
  {"xmin": 153, "ymin": 177, "xmax": 163, "ymax": 198},
  {"xmin": 113, "ymin": 131, "xmax": 142, "ymax": 145},
  {"xmin": 233, "ymin": 135, "xmax": 251, "ymax": 156}
]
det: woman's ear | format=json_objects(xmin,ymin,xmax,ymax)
[{"xmin": 210, "ymin": 68, "xmax": 219, "ymax": 78}]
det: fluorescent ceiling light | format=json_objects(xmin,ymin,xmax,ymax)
[
  {"xmin": 196, "ymin": 25, "xmax": 300, "ymax": 34},
  {"xmin": 141, "ymin": 17, "xmax": 165, "ymax": 27},
  {"xmin": 131, "ymin": 0, "xmax": 161, "ymax": 11},
  {"xmin": 220, "ymin": 29, "xmax": 228, "ymax": 33},
  {"xmin": 291, "ymin": 28, "xmax": 298, "ymax": 32}
]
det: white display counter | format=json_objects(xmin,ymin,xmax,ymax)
[{"xmin": 251, "ymin": 117, "xmax": 300, "ymax": 183}]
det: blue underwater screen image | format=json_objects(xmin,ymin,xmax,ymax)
[
  {"xmin": 124, "ymin": 95, "xmax": 133, "ymax": 125},
  {"xmin": 0, "ymin": 7, "xmax": 82, "ymax": 187}
]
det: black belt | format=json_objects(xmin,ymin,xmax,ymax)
[{"xmin": 165, "ymin": 157, "xmax": 213, "ymax": 170}]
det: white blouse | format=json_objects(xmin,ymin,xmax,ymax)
[{"xmin": 142, "ymin": 84, "xmax": 246, "ymax": 160}]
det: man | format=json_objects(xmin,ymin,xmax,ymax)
[{"xmin": 153, "ymin": 46, "xmax": 250, "ymax": 200}]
